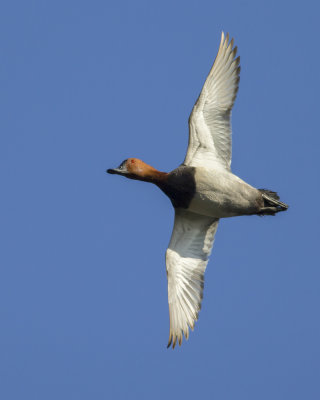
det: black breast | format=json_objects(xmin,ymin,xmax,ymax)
[{"xmin": 157, "ymin": 165, "xmax": 196, "ymax": 209}]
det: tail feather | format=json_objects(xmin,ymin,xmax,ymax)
[{"xmin": 259, "ymin": 189, "xmax": 289, "ymax": 213}]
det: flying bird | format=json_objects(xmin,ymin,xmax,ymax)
[{"xmin": 107, "ymin": 32, "xmax": 288, "ymax": 349}]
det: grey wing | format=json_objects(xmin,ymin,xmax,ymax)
[
  {"xmin": 184, "ymin": 32, "xmax": 240, "ymax": 170},
  {"xmin": 166, "ymin": 209, "xmax": 219, "ymax": 348}
]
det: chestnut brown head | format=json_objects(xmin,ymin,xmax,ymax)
[{"xmin": 107, "ymin": 158, "xmax": 166, "ymax": 182}]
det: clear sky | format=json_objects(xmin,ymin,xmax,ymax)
[{"xmin": 1, "ymin": 1, "xmax": 319, "ymax": 399}]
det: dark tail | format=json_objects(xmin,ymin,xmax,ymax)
[{"xmin": 258, "ymin": 189, "xmax": 289, "ymax": 215}]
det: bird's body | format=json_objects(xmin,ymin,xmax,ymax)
[
  {"xmin": 159, "ymin": 165, "xmax": 262, "ymax": 218},
  {"xmin": 107, "ymin": 32, "xmax": 288, "ymax": 348}
]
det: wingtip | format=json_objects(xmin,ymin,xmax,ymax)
[
  {"xmin": 220, "ymin": 31, "xmax": 225, "ymax": 47},
  {"xmin": 167, "ymin": 332, "xmax": 172, "ymax": 348},
  {"xmin": 185, "ymin": 328, "xmax": 189, "ymax": 340},
  {"xmin": 233, "ymin": 45, "xmax": 238, "ymax": 57},
  {"xmin": 172, "ymin": 336, "xmax": 177, "ymax": 349},
  {"xmin": 220, "ymin": 31, "xmax": 238, "ymax": 50},
  {"xmin": 167, "ymin": 329, "xmax": 191, "ymax": 349}
]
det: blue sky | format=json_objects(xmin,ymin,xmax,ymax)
[{"xmin": 1, "ymin": 1, "xmax": 319, "ymax": 399}]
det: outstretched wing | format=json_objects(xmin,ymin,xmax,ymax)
[
  {"xmin": 184, "ymin": 32, "xmax": 240, "ymax": 170},
  {"xmin": 166, "ymin": 209, "xmax": 219, "ymax": 348}
]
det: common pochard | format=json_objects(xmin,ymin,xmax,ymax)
[{"xmin": 107, "ymin": 32, "xmax": 288, "ymax": 348}]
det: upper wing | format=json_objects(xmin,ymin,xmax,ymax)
[
  {"xmin": 166, "ymin": 209, "xmax": 219, "ymax": 348},
  {"xmin": 184, "ymin": 32, "xmax": 240, "ymax": 170}
]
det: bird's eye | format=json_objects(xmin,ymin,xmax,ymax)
[{"xmin": 118, "ymin": 159, "xmax": 127, "ymax": 170}]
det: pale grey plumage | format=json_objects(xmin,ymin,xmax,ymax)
[
  {"xmin": 185, "ymin": 32, "xmax": 240, "ymax": 170},
  {"xmin": 166, "ymin": 209, "xmax": 219, "ymax": 348}
]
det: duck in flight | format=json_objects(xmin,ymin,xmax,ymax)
[{"xmin": 107, "ymin": 32, "xmax": 288, "ymax": 349}]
